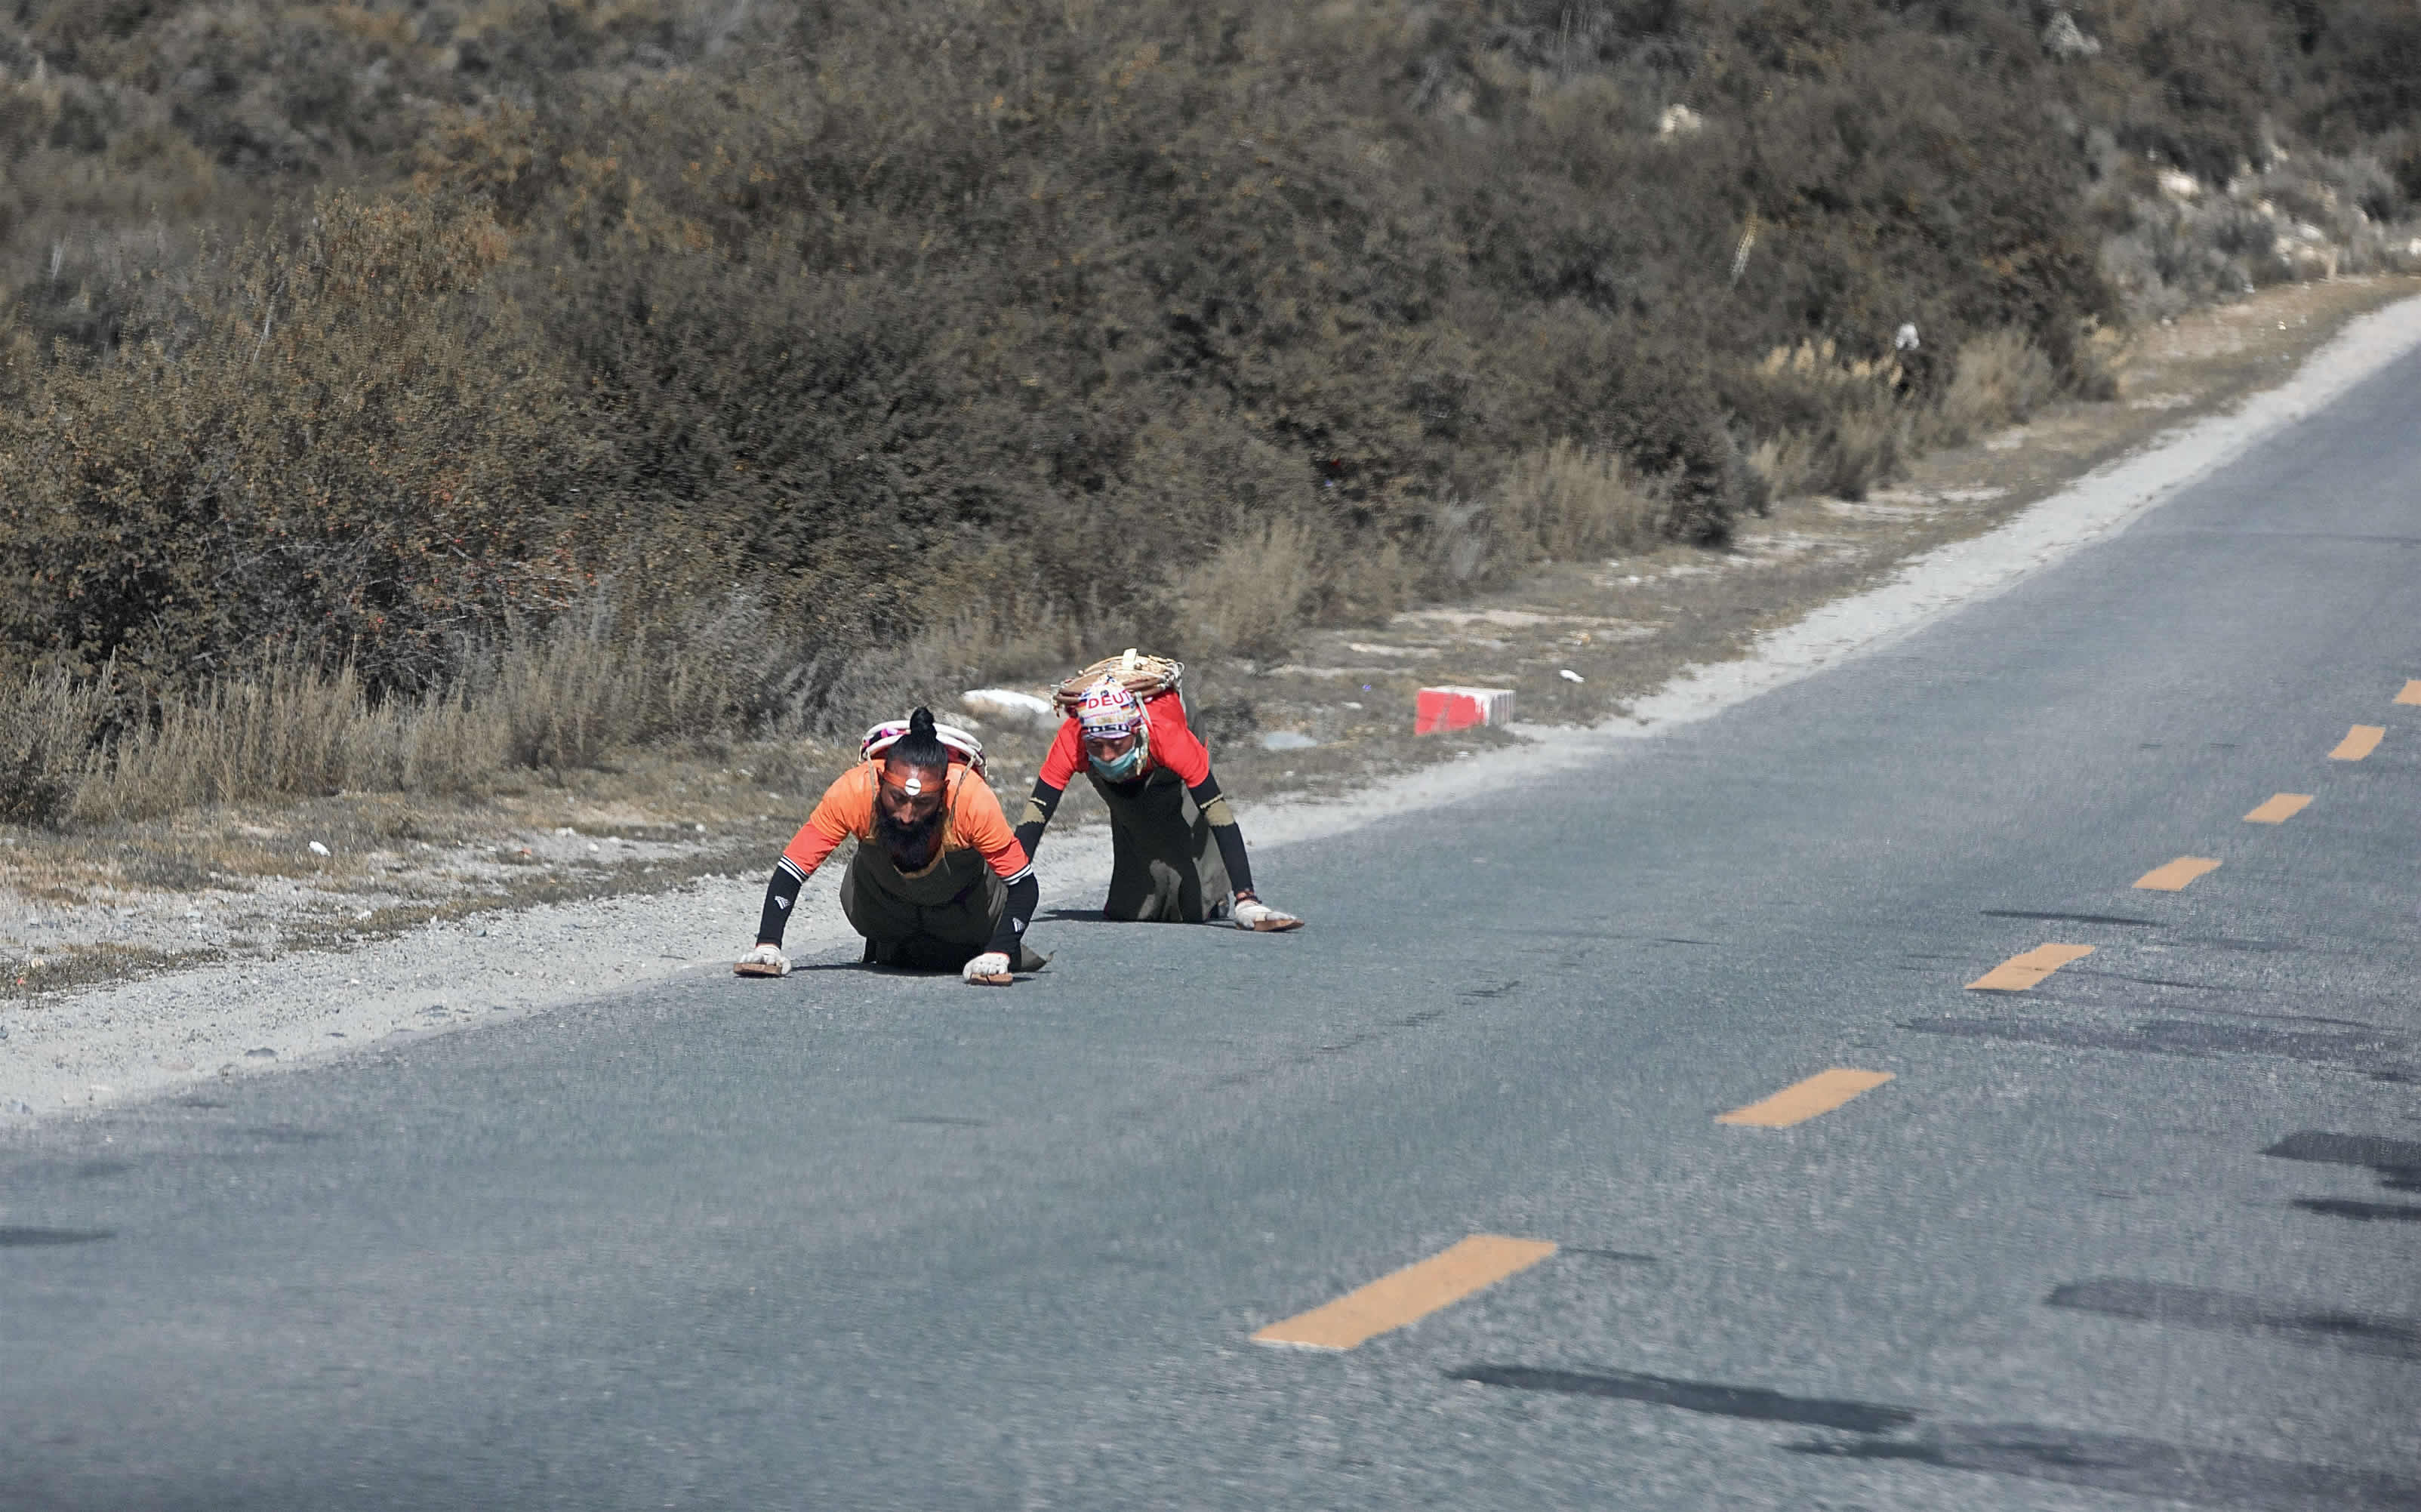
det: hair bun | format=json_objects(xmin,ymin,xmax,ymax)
[{"xmin": 908, "ymin": 706, "xmax": 936, "ymax": 734}]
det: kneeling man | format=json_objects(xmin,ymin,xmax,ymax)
[{"xmin": 735, "ymin": 708, "xmax": 1041, "ymax": 984}]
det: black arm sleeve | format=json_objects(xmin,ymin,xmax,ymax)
[
  {"xmin": 985, "ymin": 872, "xmax": 1039, "ymax": 959},
  {"xmin": 1014, "ymin": 775, "xmax": 1064, "ymax": 862},
  {"xmin": 1187, "ymin": 770, "xmax": 1255, "ymax": 896},
  {"xmin": 754, "ymin": 861, "xmax": 805, "ymax": 946}
]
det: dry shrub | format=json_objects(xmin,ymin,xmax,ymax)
[
  {"xmin": 1422, "ymin": 499, "xmax": 1502, "ymax": 591},
  {"xmin": 0, "ymin": 191, "xmax": 598, "ymax": 694},
  {"xmin": 1746, "ymin": 433, "xmax": 1823, "ymax": 503},
  {"xmin": 1166, "ymin": 518, "xmax": 1318, "ymax": 664},
  {"xmin": 0, "ymin": 667, "xmax": 109, "ymax": 825},
  {"xmin": 486, "ymin": 590, "xmax": 1038, "ymax": 755},
  {"xmin": 1319, "ymin": 537, "xmax": 1416, "ymax": 626},
  {"xmin": 29, "ymin": 587, "xmax": 1040, "ymax": 829},
  {"xmin": 91, "ymin": 663, "xmax": 364, "ymax": 816},
  {"xmin": 2068, "ymin": 320, "xmax": 2127, "ymax": 403},
  {"xmin": 491, "ymin": 607, "xmax": 652, "ymax": 774},
  {"xmin": 1501, "ymin": 439, "xmax": 1665, "ymax": 561},
  {"xmin": 1729, "ymin": 338, "xmax": 1917, "ymax": 503},
  {"xmin": 1938, "ymin": 330, "xmax": 2059, "ymax": 445},
  {"xmin": 72, "ymin": 660, "xmax": 508, "ymax": 824},
  {"xmin": 2094, "ymin": 142, "xmax": 2419, "ymax": 319},
  {"xmin": 1813, "ymin": 405, "xmax": 1907, "ymax": 502}
]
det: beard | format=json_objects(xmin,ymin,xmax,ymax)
[{"xmin": 874, "ymin": 805, "xmax": 944, "ymax": 870}]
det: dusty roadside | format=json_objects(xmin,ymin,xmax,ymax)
[{"xmin": 4, "ymin": 276, "xmax": 2419, "ymax": 1116}]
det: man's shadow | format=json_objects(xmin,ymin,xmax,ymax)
[
  {"xmin": 769, "ymin": 913, "xmax": 1114, "ymax": 978},
  {"xmin": 790, "ymin": 959, "xmax": 946, "ymax": 976}
]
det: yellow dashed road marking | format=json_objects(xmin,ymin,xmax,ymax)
[
  {"xmin": 2396, "ymin": 680, "xmax": 2421, "ymax": 707},
  {"xmin": 1967, "ymin": 943, "xmax": 2095, "ymax": 992},
  {"xmin": 2330, "ymin": 725, "xmax": 2385, "ymax": 760},
  {"xmin": 2244, "ymin": 793, "xmax": 2312, "ymax": 824},
  {"xmin": 2133, "ymin": 856, "xmax": 2221, "ymax": 891},
  {"xmin": 1252, "ymin": 1235, "xmax": 1557, "ymax": 1350},
  {"xmin": 1716, "ymin": 1068, "xmax": 1895, "ymax": 1128}
]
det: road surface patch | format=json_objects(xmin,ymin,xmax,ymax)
[
  {"xmin": 2262, "ymin": 1130, "xmax": 2421, "ymax": 1186},
  {"xmin": 2330, "ymin": 725, "xmax": 2385, "ymax": 760},
  {"xmin": 1980, "ymin": 909, "xmax": 2158, "ymax": 927},
  {"xmin": 2243, "ymin": 793, "xmax": 2312, "ymax": 824},
  {"xmin": 1715, "ymin": 1068, "xmax": 1894, "ymax": 1127},
  {"xmin": 1794, "ymin": 1423, "xmax": 2421, "ymax": 1509},
  {"xmin": 1447, "ymin": 1365, "xmax": 1917, "ymax": 1432},
  {"xmin": 2132, "ymin": 857, "xmax": 2221, "ymax": 891},
  {"xmin": 2047, "ymin": 1278, "xmax": 2421, "ymax": 1361},
  {"xmin": 1252, "ymin": 1234, "xmax": 1557, "ymax": 1350},
  {"xmin": 2396, "ymin": 679, "xmax": 2421, "ymax": 706},
  {"xmin": 1967, "ymin": 944, "xmax": 2094, "ymax": 991},
  {"xmin": 0, "ymin": 1227, "xmax": 116, "ymax": 1248},
  {"xmin": 2292, "ymin": 1198, "xmax": 2421, "ymax": 1222},
  {"xmin": 1905, "ymin": 1015, "xmax": 2413, "ymax": 1073}
]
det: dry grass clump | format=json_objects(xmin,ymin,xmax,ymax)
[
  {"xmin": 1733, "ymin": 339, "xmax": 1915, "ymax": 503},
  {"xmin": 1166, "ymin": 518, "xmax": 1320, "ymax": 664},
  {"xmin": 41, "ymin": 588, "xmax": 1037, "ymax": 828},
  {"xmin": 71, "ymin": 660, "xmax": 504, "ymax": 824},
  {"xmin": 1500, "ymin": 440, "xmax": 1666, "ymax": 561},
  {"xmin": 482, "ymin": 592, "xmax": 886, "ymax": 771},
  {"xmin": 1813, "ymin": 406, "xmax": 1910, "ymax": 503},
  {"xmin": 0, "ymin": 668, "xmax": 109, "ymax": 825},
  {"xmin": 1742, "ymin": 407, "xmax": 1906, "ymax": 505},
  {"xmin": 1745, "ymin": 434, "xmax": 1822, "ymax": 505},
  {"xmin": 1746, "ymin": 328, "xmax": 2071, "ymax": 498},
  {"xmin": 1938, "ymin": 331, "xmax": 2060, "ymax": 446},
  {"xmin": 490, "ymin": 607, "xmax": 667, "ymax": 774}
]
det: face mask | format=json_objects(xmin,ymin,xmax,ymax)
[{"xmin": 1089, "ymin": 742, "xmax": 1144, "ymax": 781}]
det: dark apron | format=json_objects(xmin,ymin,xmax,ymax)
[
  {"xmin": 840, "ymin": 842, "xmax": 1043, "ymax": 971},
  {"xmin": 1088, "ymin": 767, "xmax": 1233, "ymax": 923}
]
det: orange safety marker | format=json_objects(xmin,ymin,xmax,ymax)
[
  {"xmin": 1716, "ymin": 1068, "xmax": 1894, "ymax": 1128},
  {"xmin": 2395, "ymin": 680, "xmax": 2421, "ymax": 707},
  {"xmin": 1967, "ymin": 943, "xmax": 2095, "ymax": 992},
  {"xmin": 2244, "ymin": 793, "xmax": 2312, "ymax": 824},
  {"xmin": 1252, "ymin": 1235, "xmax": 1557, "ymax": 1351},
  {"xmin": 2133, "ymin": 856, "xmax": 2221, "ymax": 891},
  {"xmin": 2330, "ymin": 725, "xmax": 2385, "ymax": 761}
]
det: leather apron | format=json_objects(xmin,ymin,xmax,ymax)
[
  {"xmin": 839, "ymin": 840, "xmax": 1006, "ymax": 970},
  {"xmin": 1088, "ymin": 767, "xmax": 1233, "ymax": 923}
]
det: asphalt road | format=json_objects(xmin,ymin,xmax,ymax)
[{"xmin": 7, "ymin": 350, "xmax": 2420, "ymax": 1511}]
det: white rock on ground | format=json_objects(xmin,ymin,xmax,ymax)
[
  {"xmin": 959, "ymin": 688, "xmax": 1057, "ymax": 731},
  {"xmin": 1657, "ymin": 103, "xmax": 1704, "ymax": 139},
  {"xmin": 6, "ymin": 291, "xmax": 2421, "ymax": 1119}
]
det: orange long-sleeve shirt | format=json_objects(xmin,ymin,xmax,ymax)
[{"xmin": 775, "ymin": 761, "xmax": 1032, "ymax": 887}]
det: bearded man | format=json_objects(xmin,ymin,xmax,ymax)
[
  {"xmin": 735, "ymin": 707, "xmax": 1042, "ymax": 984},
  {"xmin": 1015, "ymin": 662, "xmax": 1301, "ymax": 931}
]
